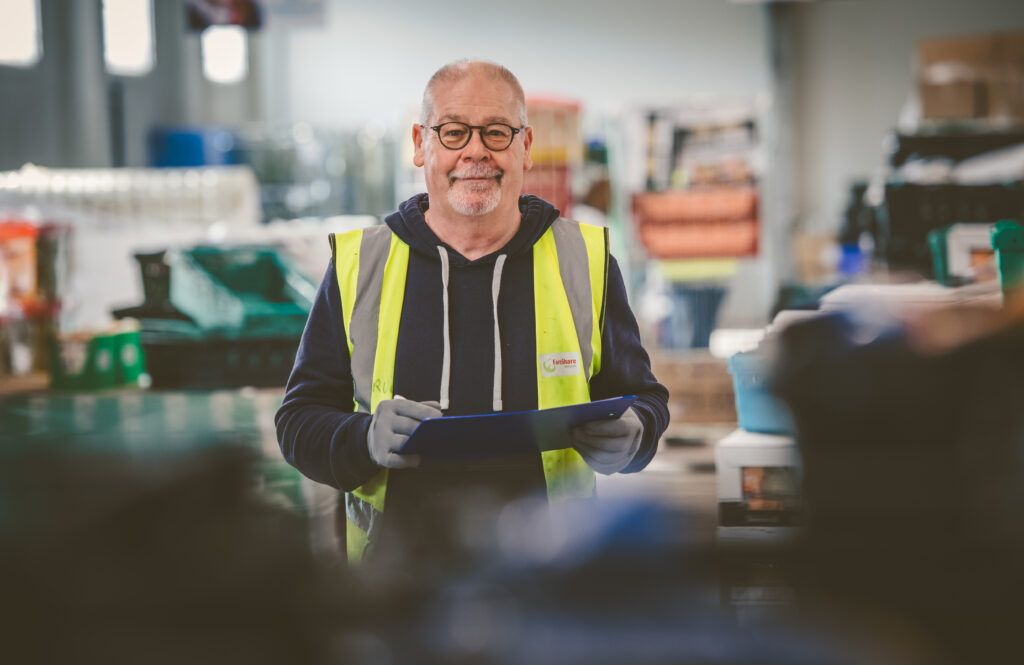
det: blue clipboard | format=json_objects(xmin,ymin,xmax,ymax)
[{"xmin": 397, "ymin": 395, "xmax": 638, "ymax": 462}]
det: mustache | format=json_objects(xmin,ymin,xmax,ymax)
[{"xmin": 448, "ymin": 165, "xmax": 503, "ymax": 184}]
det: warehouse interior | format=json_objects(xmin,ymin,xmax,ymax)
[{"xmin": 3, "ymin": 1, "xmax": 1024, "ymax": 663}]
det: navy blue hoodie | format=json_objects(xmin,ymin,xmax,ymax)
[{"xmin": 275, "ymin": 194, "xmax": 669, "ymax": 515}]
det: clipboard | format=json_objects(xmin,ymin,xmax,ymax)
[{"xmin": 397, "ymin": 395, "xmax": 638, "ymax": 462}]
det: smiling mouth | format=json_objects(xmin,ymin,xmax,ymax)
[{"xmin": 450, "ymin": 174, "xmax": 502, "ymax": 185}]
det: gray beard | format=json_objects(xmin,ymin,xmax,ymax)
[{"xmin": 447, "ymin": 182, "xmax": 501, "ymax": 216}]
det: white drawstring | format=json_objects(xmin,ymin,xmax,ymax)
[
  {"xmin": 435, "ymin": 247, "xmax": 507, "ymax": 413},
  {"xmin": 491, "ymin": 254, "xmax": 507, "ymax": 412},
  {"xmin": 437, "ymin": 246, "xmax": 451, "ymax": 411}
]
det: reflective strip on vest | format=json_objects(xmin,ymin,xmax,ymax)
[
  {"xmin": 331, "ymin": 219, "xmax": 608, "ymax": 561},
  {"xmin": 345, "ymin": 225, "xmax": 392, "ymax": 413},
  {"xmin": 535, "ymin": 219, "xmax": 608, "ymax": 501},
  {"xmin": 333, "ymin": 226, "xmax": 406, "ymax": 560}
]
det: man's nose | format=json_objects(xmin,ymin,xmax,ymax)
[{"xmin": 461, "ymin": 129, "xmax": 490, "ymax": 159}]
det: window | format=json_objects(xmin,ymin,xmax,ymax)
[
  {"xmin": 201, "ymin": 25, "xmax": 248, "ymax": 84},
  {"xmin": 102, "ymin": 0, "xmax": 155, "ymax": 76},
  {"xmin": 0, "ymin": 0, "xmax": 42, "ymax": 67}
]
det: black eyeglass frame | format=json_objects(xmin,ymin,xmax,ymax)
[{"xmin": 421, "ymin": 122, "xmax": 528, "ymax": 151}]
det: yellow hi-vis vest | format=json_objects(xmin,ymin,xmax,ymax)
[{"xmin": 331, "ymin": 218, "xmax": 609, "ymax": 561}]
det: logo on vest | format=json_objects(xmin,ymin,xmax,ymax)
[{"xmin": 539, "ymin": 352, "xmax": 582, "ymax": 378}]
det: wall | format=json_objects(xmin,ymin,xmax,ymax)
[
  {"xmin": 793, "ymin": 0, "xmax": 1024, "ymax": 234},
  {"xmin": 270, "ymin": 0, "xmax": 769, "ymax": 127}
]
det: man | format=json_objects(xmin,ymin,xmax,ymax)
[{"xmin": 276, "ymin": 60, "xmax": 669, "ymax": 563}]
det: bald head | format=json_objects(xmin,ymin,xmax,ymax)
[{"xmin": 420, "ymin": 60, "xmax": 527, "ymax": 126}]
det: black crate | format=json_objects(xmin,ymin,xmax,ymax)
[
  {"xmin": 882, "ymin": 183, "xmax": 1024, "ymax": 274},
  {"xmin": 142, "ymin": 336, "xmax": 299, "ymax": 389},
  {"xmin": 889, "ymin": 131, "xmax": 1024, "ymax": 169}
]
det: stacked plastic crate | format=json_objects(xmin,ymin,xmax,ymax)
[
  {"xmin": 113, "ymin": 245, "xmax": 316, "ymax": 389},
  {"xmin": 633, "ymin": 186, "xmax": 759, "ymax": 259},
  {"xmin": 523, "ymin": 97, "xmax": 581, "ymax": 217}
]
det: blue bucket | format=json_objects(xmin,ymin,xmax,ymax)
[{"xmin": 728, "ymin": 350, "xmax": 794, "ymax": 434}]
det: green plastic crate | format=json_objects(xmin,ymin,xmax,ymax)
[
  {"xmin": 50, "ymin": 326, "xmax": 147, "ymax": 391},
  {"xmin": 992, "ymin": 220, "xmax": 1024, "ymax": 298},
  {"xmin": 928, "ymin": 227, "xmax": 950, "ymax": 285},
  {"xmin": 167, "ymin": 246, "xmax": 315, "ymax": 337}
]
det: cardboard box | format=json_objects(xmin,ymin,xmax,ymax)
[
  {"xmin": 917, "ymin": 30, "xmax": 1024, "ymax": 122},
  {"xmin": 918, "ymin": 33, "xmax": 996, "ymax": 80},
  {"xmin": 651, "ymin": 351, "xmax": 736, "ymax": 425},
  {"xmin": 918, "ymin": 33, "xmax": 996, "ymax": 84},
  {"xmin": 919, "ymin": 80, "xmax": 987, "ymax": 119},
  {"xmin": 995, "ymin": 30, "xmax": 1024, "ymax": 72},
  {"xmin": 990, "ymin": 30, "xmax": 1024, "ymax": 123},
  {"xmin": 988, "ymin": 76, "xmax": 1024, "ymax": 123}
]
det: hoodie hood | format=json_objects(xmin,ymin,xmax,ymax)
[{"xmin": 385, "ymin": 193, "xmax": 560, "ymax": 267}]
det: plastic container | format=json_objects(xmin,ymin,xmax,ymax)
[
  {"xmin": 727, "ymin": 350, "xmax": 794, "ymax": 435},
  {"xmin": 49, "ymin": 322, "xmax": 147, "ymax": 391},
  {"xmin": 147, "ymin": 127, "xmax": 242, "ymax": 168},
  {"xmin": 51, "ymin": 331, "xmax": 119, "ymax": 390},
  {"xmin": 169, "ymin": 246, "xmax": 313, "ymax": 336},
  {"xmin": 992, "ymin": 220, "xmax": 1024, "ymax": 298},
  {"xmin": 113, "ymin": 245, "xmax": 315, "ymax": 389},
  {"xmin": 633, "ymin": 188, "xmax": 759, "ymax": 259},
  {"xmin": 928, "ymin": 223, "xmax": 995, "ymax": 285}
]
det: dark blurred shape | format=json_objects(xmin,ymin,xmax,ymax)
[
  {"xmin": 0, "ymin": 440, "xmax": 352, "ymax": 665},
  {"xmin": 889, "ymin": 132, "xmax": 1024, "ymax": 169},
  {"xmin": 837, "ymin": 181, "xmax": 877, "ymax": 278},
  {"xmin": 186, "ymin": 0, "xmax": 263, "ymax": 31},
  {"xmin": 366, "ymin": 499, "xmax": 866, "ymax": 665},
  {"xmin": 660, "ymin": 283, "xmax": 727, "ymax": 349},
  {"xmin": 775, "ymin": 310, "xmax": 1024, "ymax": 665},
  {"xmin": 770, "ymin": 282, "xmax": 839, "ymax": 317}
]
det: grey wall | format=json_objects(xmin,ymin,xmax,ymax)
[
  {"xmin": 269, "ymin": 0, "xmax": 770, "ymax": 127},
  {"xmin": 792, "ymin": 0, "xmax": 1024, "ymax": 234},
  {"xmin": 0, "ymin": 0, "xmax": 264, "ymax": 170}
]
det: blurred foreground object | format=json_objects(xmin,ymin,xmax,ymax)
[
  {"xmin": 775, "ymin": 303, "xmax": 1024, "ymax": 665},
  {"xmin": 0, "ymin": 440, "xmax": 352, "ymax": 665}
]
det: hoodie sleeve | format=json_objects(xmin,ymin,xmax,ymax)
[
  {"xmin": 274, "ymin": 258, "xmax": 379, "ymax": 491},
  {"xmin": 588, "ymin": 256, "xmax": 670, "ymax": 473}
]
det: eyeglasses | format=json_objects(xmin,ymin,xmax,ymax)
[{"xmin": 422, "ymin": 122, "xmax": 526, "ymax": 151}]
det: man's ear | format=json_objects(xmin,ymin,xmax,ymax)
[
  {"xmin": 413, "ymin": 123, "xmax": 426, "ymax": 167},
  {"xmin": 522, "ymin": 125, "xmax": 533, "ymax": 172}
]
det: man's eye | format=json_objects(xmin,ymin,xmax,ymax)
[{"xmin": 444, "ymin": 129, "xmax": 467, "ymax": 138}]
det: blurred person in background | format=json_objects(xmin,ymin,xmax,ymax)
[{"xmin": 276, "ymin": 60, "xmax": 668, "ymax": 564}]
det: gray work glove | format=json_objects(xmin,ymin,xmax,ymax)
[
  {"xmin": 367, "ymin": 396, "xmax": 443, "ymax": 469},
  {"xmin": 571, "ymin": 406, "xmax": 644, "ymax": 475}
]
